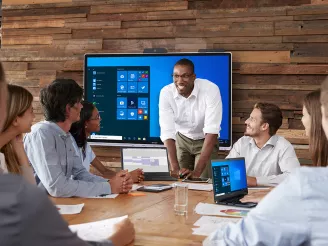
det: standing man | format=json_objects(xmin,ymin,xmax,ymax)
[
  {"xmin": 159, "ymin": 58, "xmax": 222, "ymax": 178},
  {"xmin": 24, "ymin": 79, "xmax": 132, "ymax": 197},
  {"xmin": 227, "ymin": 103, "xmax": 300, "ymax": 186}
]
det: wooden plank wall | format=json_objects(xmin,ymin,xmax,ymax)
[{"xmin": 1, "ymin": 0, "xmax": 328, "ymax": 170}]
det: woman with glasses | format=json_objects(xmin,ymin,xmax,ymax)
[{"xmin": 70, "ymin": 101, "xmax": 144, "ymax": 183}]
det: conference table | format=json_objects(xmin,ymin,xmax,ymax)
[{"xmin": 51, "ymin": 182, "xmax": 269, "ymax": 246}]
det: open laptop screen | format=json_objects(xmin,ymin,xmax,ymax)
[
  {"xmin": 212, "ymin": 158, "xmax": 247, "ymax": 196},
  {"xmin": 121, "ymin": 147, "xmax": 169, "ymax": 173}
]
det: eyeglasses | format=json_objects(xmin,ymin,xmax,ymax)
[
  {"xmin": 172, "ymin": 73, "xmax": 193, "ymax": 80},
  {"xmin": 90, "ymin": 114, "xmax": 101, "ymax": 120}
]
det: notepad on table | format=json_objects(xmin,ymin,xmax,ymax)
[{"xmin": 69, "ymin": 215, "xmax": 128, "ymax": 242}]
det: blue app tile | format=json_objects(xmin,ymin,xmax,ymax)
[
  {"xmin": 138, "ymin": 98, "xmax": 148, "ymax": 109},
  {"xmin": 128, "ymin": 82, "xmax": 137, "ymax": 93},
  {"xmin": 117, "ymin": 109, "xmax": 127, "ymax": 120},
  {"xmin": 128, "ymin": 71, "xmax": 138, "ymax": 82},
  {"xmin": 127, "ymin": 96, "xmax": 137, "ymax": 109},
  {"xmin": 117, "ymin": 71, "xmax": 128, "ymax": 82},
  {"xmin": 138, "ymin": 115, "xmax": 143, "ymax": 120},
  {"xmin": 138, "ymin": 82, "xmax": 148, "ymax": 93},
  {"xmin": 117, "ymin": 82, "xmax": 127, "ymax": 93},
  {"xmin": 127, "ymin": 109, "xmax": 137, "ymax": 120},
  {"xmin": 143, "ymin": 109, "xmax": 148, "ymax": 115},
  {"xmin": 117, "ymin": 97, "xmax": 127, "ymax": 108}
]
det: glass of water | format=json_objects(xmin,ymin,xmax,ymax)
[{"xmin": 174, "ymin": 183, "xmax": 188, "ymax": 215}]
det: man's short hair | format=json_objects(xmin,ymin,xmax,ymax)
[
  {"xmin": 174, "ymin": 58, "xmax": 195, "ymax": 74},
  {"xmin": 40, "ymin": 79, "xmax": 83, "ymax": 122},
  {"xmin": 321, "ymin": 77, "xmax": 328, "ymax": 117},
  {"xmin": 254, "ymin": 102, "xmax": 282, "ymax": 136},
  {"xmin": 0, "ymin": 62, "xmax": 5, "ymax": 83}
]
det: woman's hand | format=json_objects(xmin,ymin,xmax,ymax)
[{"xmin": 10, "ymin": 134, "xmax": 29, "ymax": 167}]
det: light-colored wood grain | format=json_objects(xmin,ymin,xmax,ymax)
[
  {"xmin": 2, "ymin": 36, "xmax": 53, "ymax": 45},
  {"xmin": 65, "ymin": 21, "xmax": 121, "ymax": 29},
  {"xmin": 3, "ymin": 19, "xmax": 65, "ymax": 29},
  {"xmin": 3, "ymin": 13, "xmax": 86, "ymax": 21},
  {"xmin": 52, "ymin": 182, "xmax": 269, "ymax": 246},
  {"xmin": 2, "ymin": 0, "xmax": 72, "ymax": 5},
  {"xmin": 2, "ymin": 62, "xmax": 28, "ymax": 71},
  {"xmin": 232, "ymin": 51, "xmax": 290, "ymax": 63},
  {"xmin": 90, "ymin": 1, "xmax": 188, "ymax": 14}
]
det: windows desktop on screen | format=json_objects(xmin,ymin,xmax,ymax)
[
  {"xmin": 85, "ymin": 53, "xmax": 231, "ymax": 147},
  {"xmin": 212, "ymin": 159, "xmax": 247, "ymax": 195}
]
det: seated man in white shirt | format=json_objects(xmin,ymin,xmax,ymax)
[
  {"xmin": 159, "ymin": 58, "xmax": 222, "ymax": 178},
  {"xmin": 227, "ymin": 102, "xmax": 300, "ymax": 187}
]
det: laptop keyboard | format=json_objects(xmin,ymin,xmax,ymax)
[{"xmin": 146, "ymin": 176, "xmax": 177, "ymax": 181}]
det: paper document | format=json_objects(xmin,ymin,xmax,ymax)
[
  {"xmin": 56, "ymin": 203, "xmax": 84, "ymax": 215},
  {"xmin": 87, "ymin": 194, "xmax": 119, "ymax": 199},
  {"xmin": 69, "ymin": 215, "xmax": 128, "ymax": 242},
  {"xmin": 192, "ymin": 216, "xmax": 240, "ymax": 236},
  {"xmin": 194, "ymin": 215, "xmax": 240, "ymax": 227},
  {"xmin": 194, "ymin": 202, "xmax": 251, "ymax": 217},
  {"xmin": 143, "ymin": 185, "xmax": 172, "ymax": 190}
]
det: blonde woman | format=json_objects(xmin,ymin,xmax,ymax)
[{"xmin": 0, "ymin": 84, "xmax": 36, "ymax": 184}]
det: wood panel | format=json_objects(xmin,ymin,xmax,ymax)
[
  {"xmin": 190, "ymin": 0, "xmax": 310, "ymax": 9},
  {"xmin": 2, "ymin": 1, "xmax": 327, "ymax": 163},
  {"xmin": 275, "ymin": 20, "xmax": 328, "ymax": 35},
  {"xmin": 2, "ymin": 0, "xmax": 72, "ymax": 5},
  {"xmin": 3, "ymin": 19, "xmax": 65, "ymax": 29},
  {"xmin": 240, "ymin": 64, "xmax": 328, "ymax": 74},
  {"xmin": 90, "ymin": 1, "xmax": 188, "ymax": 14}
]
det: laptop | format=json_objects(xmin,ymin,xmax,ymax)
[
  {"xmin": 121, "ymin": 147, "xmax": 177, "ymax": 181},
  {"xmin": 211, "ymin": 158, "xmax": 257, "ymax": 208}
]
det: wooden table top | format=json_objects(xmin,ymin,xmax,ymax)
[{"xmin": 51, "ymin": 182, "xmax": 269, "ymax": 246}]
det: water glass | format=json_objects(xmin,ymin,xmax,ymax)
[{"xmin": 174, "ymin": 183, "xmax": 188, "ymax": 215}]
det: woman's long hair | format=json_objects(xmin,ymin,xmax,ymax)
[
  {"xmin": 304, "ymin": 90, "xmax": 328, "ymax": 167},
  {"xmin": 70, "ymin": 101, "xmax": 95, "ymax": 159},
  {"xmin": 1, "ymin": 85, "xmax": 33, "ymax": 174}
]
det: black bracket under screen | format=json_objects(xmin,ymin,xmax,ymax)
[{"xmin": 143, "ymin": 48, "xmax": 168, "ymax": 53}]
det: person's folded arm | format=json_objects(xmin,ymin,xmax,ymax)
[
  {"xmin": 24, "ymin": 130, "xmax": 111, "ymax": 198},
  {"xmin": 71, "ymin": 153, "xmax": 109, "ymax": 183}
]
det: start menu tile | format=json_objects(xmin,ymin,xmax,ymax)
[{"xmin": 116, "ymin": 68, "xmax": 150, "ymax": 122}]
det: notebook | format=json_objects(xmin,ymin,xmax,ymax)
[
  {"xmin": 211, "ymin": 158, "xmax": 257, "ymax": 208},
  {"xmin": 121, "ymin": 147, "xmax": 177, "ymax": 181}
]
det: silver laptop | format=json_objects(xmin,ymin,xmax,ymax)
[{"xmin": 121, "ymin": 147, "xmax": 177, "ymax": 181}]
